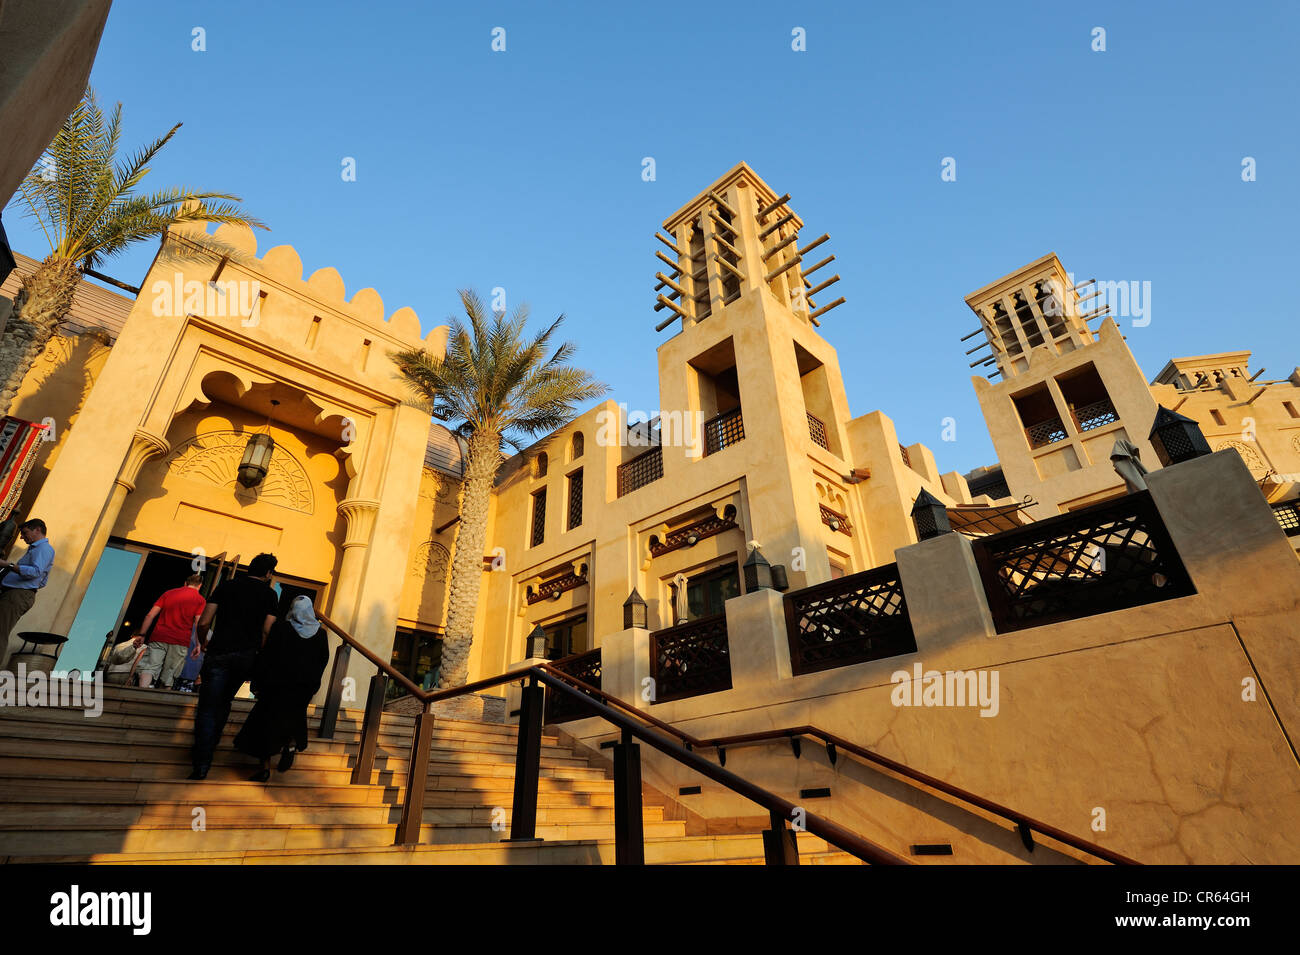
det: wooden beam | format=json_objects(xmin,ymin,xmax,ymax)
[
  {"xmin": 655, "ymin": 232, "xmax": 684, "ymax": 256},
  {"xmin": 809, "ymin": 297, "xmax": 846, "ymax": 320},
  {"xmin": 711, "ymin": 232, "xmax": 743, "ymax": 260},
  {"xmin": 708, "ymin": 191, "xmax": 737, "ymax": 218},
  {"xmin": 762, "ymin": 234, "xmax": 799, "ymax": 260},
  {"xmin": 798, "ymin": 233, "xmax": 829, "ymax": 257},
  {"xmin": 764, "ymin": 254, "xmax": 802, "ymax": 283},
  {"xmin": 806, "ymin": 273, "xmax": 839, "ymax": 296},
  {"xmin": 655, "ymin": 271, "xmax": 686, "ymax": 296},
  {"xmin": 708, "ymin": 210, "xmax": 738, "ymax": 235},
  {"xmin": 712, "ymin": 253, "xmax": 745, "ymax": 280},
  {"xmin": 759, "ymin": 213, "xmax": 794, "ymax": 240},
  {"xmin": 655, "ymin": 250, "xmax": 685, "ymax": 274},
  {"xmin": 802, "ymin": 254, "xmax": 834, "ymax": 277},
  {"xmin": 759, "ymin": 193, "xmax": 791, "ymax": 219}
]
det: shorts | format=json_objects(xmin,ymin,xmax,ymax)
[{"xmin": 137, "ymin": 643, "xmax": 189, "ymax": 687}]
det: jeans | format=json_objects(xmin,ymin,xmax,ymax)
[{"xmin": 191, "ymin": 648, "xmax": 258, "ymax": 770}]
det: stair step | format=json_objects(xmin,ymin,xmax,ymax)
[
  {"xmin": 0, "ymin": 717, "xmax": 573, "ymax": 759},
  {"xmin": 0, "ymin": 818, "xmax": 689, "ymax": 856},
  {"xmin": 0, "ymin": 801, "xmax": 665, "ymax": 828}
]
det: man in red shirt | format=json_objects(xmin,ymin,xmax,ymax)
[{"xmin": 136, "ymin": 573, "xmax": 207, "ymax": 689}]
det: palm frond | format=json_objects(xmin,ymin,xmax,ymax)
[{"xmin": 10, "ymin": 86, "xmax": 265, "ymax": 268}]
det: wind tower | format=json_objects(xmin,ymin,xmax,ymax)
[
  {"xmin": 964, "ymin": 253, "xmax": 1160, "ymax": 515},
  {"xmin": 643, "ymin": 162, "xmax": 863, "ymax": 586}
]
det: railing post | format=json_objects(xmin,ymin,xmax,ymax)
[
  {"xmin": 318, "ymin": 643, "xmax": 351, "ymax": 740},
  {"xmin": 395, "ymin": 704, "xmax": 435, "ymax": 845},
  {"xmin": 762, "ymin": 809, "xmax": 800, "ymax": 865},
  {"xmin": 612, "ymin": 728, "xmax": 644, "ymax": 865},
  {"xmin": 508, "ymin": 675, "xmax": 544, "ymax": 841},
  {"xmin": 350, "ymin": 670, "xmax": 388, "ymax": 785}
]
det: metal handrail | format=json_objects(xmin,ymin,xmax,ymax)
[
  {"xmin": 312, "ymin": 617, "xmax": 908, "ymax": 863},
  {"xmin": 543, "ymin": 667, "xmax": 1134, "ymax": 864},
  {"xmin": 315, "ymin": 616, "xmax": 1134, "ymax": 864}
]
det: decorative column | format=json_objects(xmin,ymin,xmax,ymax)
[
  {"xmin": 48, "ymin": 429, "xmax": 170, "ymax": 635},
  {"xmin": 330, "ymin": 498, "xmax": 379, "ymax": 634}
]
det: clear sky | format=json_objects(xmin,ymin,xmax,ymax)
[{"xmin": 6, "ymin": 0, "xmax": 1297, "ymax": 475}]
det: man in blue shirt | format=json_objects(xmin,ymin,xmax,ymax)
[{"xmin": 0, "ymin": 519, "xmax": 55, "ymax": 669}]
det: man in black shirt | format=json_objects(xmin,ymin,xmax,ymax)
[{"xmin": 188, "ymin": 553, "xmax": 280, "ymax": 779}]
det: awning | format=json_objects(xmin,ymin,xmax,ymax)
[{"xmin": 947, "ymin": 499, "xmax": 1034, "ymax": 537}]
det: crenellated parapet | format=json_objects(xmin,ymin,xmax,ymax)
[{"xmin": 160, "ymin": 219, "xmax": 448, "ymax": 359}]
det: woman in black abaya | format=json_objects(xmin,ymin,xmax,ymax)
[{"xmin": 235, "ymin": 595, "xmax": 329, "ymax": 782}]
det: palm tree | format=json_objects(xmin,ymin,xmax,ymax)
[
  {"xmin": 0, "ymin": 87, "xmax": 265, "ymax": 415},
  {"xmin": 393, "ymin": 290, "xmax": 607, "ymax": 688}
]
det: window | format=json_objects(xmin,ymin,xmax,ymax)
[
  {"xmin": 1284, "ymin": 402, "xmax": 1299, "ymax": 420},
  {"xmin": 1056, "ymin": 364, "xmax": 1116, "ymax": 432},
  {"xmin": 567, "ymin": 469, "xmax": 583, "ymax": 530},
  {"xmin": 1012, "ymin": 386, "xmax": 1065, "ymax": 448},
  {"xmin": 534, "ymin": 452, "xmax": 548, "ymax": 478},
  {"xmin": 531, "ymin": 489, "xmax": 546, "ymax": 546},
  {"xmin": 543, "ymin": 614, "xmax": 588, "ymax": 660},
  {"xmin": 387, "ymin": 628, "xmax": 443, "ymax": 698},
  {"xmin": 1211, "ymin": 409, "xmax": 1226, "ymax": 426},
  {"xmin": 685, "ymin": 562, "xmax": 741, "ymax": 620},
  {"xmin": 571, "ymin": 431, "xmax": 584, "ymax": 459},
  {"xmin": 828, "ymin": 550, "xmax": 849, "ymax": 580}
]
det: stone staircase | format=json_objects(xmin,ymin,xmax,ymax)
[{"xmin": 0, "ymin": 683, "xmax": 862, "ymax": 865}]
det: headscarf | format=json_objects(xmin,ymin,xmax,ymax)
[{"xmin": 286, "ymin": 595, "xmax": 321, "ymax": 638}]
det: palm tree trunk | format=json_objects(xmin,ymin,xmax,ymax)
[
  {"xmin": 0, "ymin": 255, "xmax": 81, "ymax": 417},
  {"xmin": 437, "ymin": 428, "xmax": 501, "ymax": 688}
]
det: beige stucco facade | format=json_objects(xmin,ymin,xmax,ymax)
[{"xmin": 2, "ymin": 163, "xmax": 1298, "ymax": 863}]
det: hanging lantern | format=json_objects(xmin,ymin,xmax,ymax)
[{"xmin": 237, "ymin": 432, "xmax": 275, "ymax": 488}]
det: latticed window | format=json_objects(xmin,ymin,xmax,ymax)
[
  {"xmin": 534, "ymin": 452, "xmax": 548, "ymax": 478},
  {"xmin": 807, "ymin": 412, "xmax": 829, "ymax": 450},
  {"xmin": 530, "ymin": 488, "xmax": 546, "ymax": 546},
  {"xmin": 618, "ymin": 446, "xmax": 663, "ymax": 497},
  {"xmin": 567, "ymin": 469, "xmax": 583, "ymax": 530},
  {"xmin": 704, "ymin": 407, "xmax": 744, "ymax": 456},
  {"xmin": 1071, "ymin": 399, "xmax": 1118, "ymax": 432},
  {"xmin": 1274, "ymin": 500, "xmax": 1300, "ymax": 537},
  {"xmin": 571, "ymin": 431, "xmax": 584, "ymax": 458},
  {"xmin": 1025, "ymin": 418, "xmax": 1068, "ymax": 449}
]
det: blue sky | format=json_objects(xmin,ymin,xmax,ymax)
[{"xmin": 6, "ymin": 0, "xmax": 1297, "ymax": 474}]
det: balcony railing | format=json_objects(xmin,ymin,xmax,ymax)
[
  {"xmin": 649, "ymin": 613, "xmax": 732, "ymax": 703},
  {"xmin": 1273, "ymin": 499, "xmax": 1300, "ymax": 537},
  {"xmin": 1024, "ymin": 417, "xmax": 1068, "ymax": 449},
  {"xmin": 544, "ymin": 648, "xmax": 602, "ymax": 724},
  {"xmin": 703, "ymin": 407, "xmax": 744, "ymax": 456},
  {"xmin": 783, "ymin": 563, "xmax": 916, "ymax": 676},
  {"xmin": 1071, "ymin": 399, "xmax": 1119, "ymax": 433},
  {"xmin": 617, "ymin": 445, "xmax": 663, "ymax": 497},
  {"xmin": 970, "ymin": 490, "xmax": 1196, "ymax": 633},
  {"xmin": 807, "ymin": 412, "xmax": 829, "ymax": 450}
]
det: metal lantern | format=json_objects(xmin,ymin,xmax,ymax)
[
  {"xmin": 237, "ymin": 432, "xmax": 275, "ymax": 488},
  {"xmin": 742, "ymin": 543, "xmax": 773, "ymax": 591},
  {"xmin": 525, "ymin": 623, "xmax": 547, "ymax": 658},
  {"xmin": 1149, "ymin": 405, "xmax": 1212, "ymax": 467},
  {"xmin": 911, "ymin": 488, "xmax": 952, "ymax": 541},
  {"xmin": 623, "ymin": 587, "xmax": 648, "ymax": 629}
]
